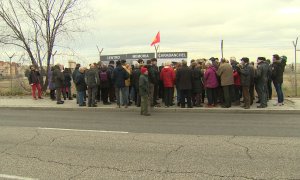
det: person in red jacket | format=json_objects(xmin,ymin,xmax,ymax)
[
  {"xmin": 160, "ymin": 62, "xmax": 176, "ymax": 107},
  {"xmin": 231, "ymin": 58, "xmax": 242, "ymax": 106}
]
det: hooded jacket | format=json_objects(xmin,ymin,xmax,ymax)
[{"xmin": 112, "ymin": 65, "xmax": 129, "ymax": 88}]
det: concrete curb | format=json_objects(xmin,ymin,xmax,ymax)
[{"xmin": 1, "ymin": 106, "xmax": 300, "ymax": 114}]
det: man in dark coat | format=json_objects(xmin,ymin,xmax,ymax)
[
  {"xmin": 139, "ymin": 67, "xmax": 150, "ymax": 116},
  {"xmin": 255, "ymin": 57, "xmax": 269, "ymax": 108},
  {"xmin": 132, "ymin": 63, "xmax": 142, "ymax": 107},
  {"xmin": 176, "ymin": 60, "xmax": 193, "ymax": 108},
  {"xmin": 107, "ymin": 61, "xmax": 116, "ymax": 103},
  {"xmin": 75, "ymin": 67, "xmax": 87, "ymax": 107},
  {"xmin": 99, "ymin": 65, "xmax": 111, "ymax": 105},
  {"xmin": 85, "ymin": 64, "xmax": 100, "ymax": 107},
  {"xmin": 151, "ymin": 58, "xmax": 160, "ymax": 106},
  {"xmin": 146, "ymin": 59, "xmax": 158, "ymax": 107},
  {"xmin": 271, "ymin": 54, "xmax": 287, "ymax": 106},
  {"xmin": 72, "ymin": 64, "xmax": 81, "ymax": 103},
  {"xmin": 28, "ymin": 65, "xmax": 42, "ymax": 100},
  {"xmin": 52, "ymin": 64, "xmax": 65, "ymax": 104},
  {"xmin": 192, "ymin": 62, "xmax": 204, "ymax": 107},
  {"xmin": 112, "ymin": 60, "xmax": 129, "ymax": 108},
  {"xmin": 238, "ymin": 58, "xmax": 251, "ymax": 109}
]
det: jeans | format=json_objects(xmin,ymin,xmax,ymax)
[
  {"xmin": 115, "ymin": 87, "xmax": 127, "ymax": 106},
  {"xmin": 273, "ymin": 82, "xmax": 284, "ymax": 103},
  {"xmin": 78, "ymin": 91, "xmax": 85, "ymax": 106},
  {"xmin": 88, "ymin": 86, "xmax": 97, "ymax": 106}
]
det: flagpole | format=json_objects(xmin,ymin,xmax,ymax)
[{"xmin": 221, "ymin": 40, "xmax": 224, "ymax": 59}]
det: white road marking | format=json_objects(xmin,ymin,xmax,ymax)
[
  {"xmin": 0, "ymin": 174, "xmax": 38, "ymax": 180},
  {"xmin": 37, "ymin": 127, "xmax": 129, "ymax": 134}
]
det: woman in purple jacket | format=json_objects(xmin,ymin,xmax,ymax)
[{"xmin": 204, "ymin": 61, "xmax": 219, "ymax": 107}]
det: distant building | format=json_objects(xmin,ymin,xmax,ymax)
[{"xmin": 0, "ymin": 61, "xmax": 26, "ymax": 77}]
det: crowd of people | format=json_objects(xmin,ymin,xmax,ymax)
[{"xmin": 28, "ymin": 54, "xmax": 287, "ymax": 116}]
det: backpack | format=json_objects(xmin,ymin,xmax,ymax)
[{"xmin": 100, "ymin": 71, "xmax": 108, "ymax": 81}]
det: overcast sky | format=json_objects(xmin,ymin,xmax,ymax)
[{"xmin": 2, "ymin": 0, "xmax": 300, "ymax": 65}]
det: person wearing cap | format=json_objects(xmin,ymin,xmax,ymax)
[
  {"xmin": 271, "ymin": 54, "xmax": 287, "ymax": 106},
  {"xmin": 217, "ymin": 58, "xmax": 234, "ymax": 108},
  {"xmin": 237, "ymin": 58, "xmax": 251, "ymax": 109},
  {"xmin": 255, "ymin": 57, "xmax": 269, "ymax": 108},
  {"xmin": 139, "ymin": 67, "xmax": 150, "ymax": 116}
]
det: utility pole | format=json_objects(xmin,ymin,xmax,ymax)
[
  {"xmin": 221, "ymin": 40, "xmax": 224, "ymax": 59},
  {"xmin": 6, "ymin": 53, "xmax": 16, "ymax": 94},
  {"xmin": 293, "ymin": 37, "xmax": 300, "ymax": 96},
  {"xmin": 97, "ymin": 46, "xmax": 104, "ymax": 62},
  {"xmin": 154, "ymin": 45, "xmax": 160, "ymax": 58}
]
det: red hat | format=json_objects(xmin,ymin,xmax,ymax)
[{"xmin": 141, "ymin": 67, "xmax": 148, "ymax": 74}]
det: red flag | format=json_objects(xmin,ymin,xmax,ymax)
[{"xmin": 150, "ymin": 31, "xmax": 160, "ymax": 46}]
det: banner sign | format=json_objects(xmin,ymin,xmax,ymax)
[
  {"xmin": 158, "ymin": 52, "xmax": 188, "ymax": 59},
  {"xmin": 126, "ymin": 53, "xmax": 155, "ymax": 60}
]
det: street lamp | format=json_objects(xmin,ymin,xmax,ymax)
[{"xmin": 293, "ymin": 37, "xmax": 300, "ymax": 97}]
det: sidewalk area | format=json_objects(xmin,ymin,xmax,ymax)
[{"xmin": 1, "ymin": 96, "xmax": 300, "ymax": 114}]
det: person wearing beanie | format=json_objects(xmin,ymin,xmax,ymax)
[
  {"xmin": 139, "ymin": 67, "xmax": 150, "ymax": 116},
  {"xmin": 255, "ymin": 57, "xmax": 269, "ymax": 108},
  {"xmin": 238, "ymin": 57, "xmax": 251, "ymax": 109},
  {"xmin": 271, "ymin": 54, "xmax": 287, "ymax": 106}
]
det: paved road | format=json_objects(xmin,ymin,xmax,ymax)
[
  {"xmin": 0, "ymin": 109, "xmax": 300, "ymax": 179},
  {"xmin": 0, "ymin": 109, "xmax": 300, "ymax": 137}
]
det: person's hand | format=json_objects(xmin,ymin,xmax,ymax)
[{"xmin": 30, "ymin": 84, "xmax": 34, "ymax": 86}]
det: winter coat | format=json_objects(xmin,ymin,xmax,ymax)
[
  {"xmin": 139, "ymin": 74, "xmax": 149, "ymax": 96},
  {"xmin": 233, "ymin": 70, "xmax": 241, "ymax": 86},
  {"xmin": 64, "ymin": 71, "xmax": 72, "ymax": 87},
  {"xmin": 28, "ymin": 70, "xmax": 40, "ymax": 85},
  {"xmin": 271, "ymin": 59, "xmax": 287, "ymax": 84},
  {"xmin": 85, "ymin": 68, "xmax": 100, "ymax": 88},
  {"xmin": 72, "ymin": 68, "xmax": 80, "ymax": 83},
  {"xmin": 147, "ymin": 65, "xmax": 158, "ymax": 84},
  {"xmin": 123, "ymin": 66, "xmax": 131, "ymax": 87},
  {"xmin": 204, "ymin": 66, "xmax": 219, "ymax": 89},
  {"xmin": 239, "ymin": 63, "xmax": 251, "ymax": 87},
  {"xmin": 107, "ymin": 65, "xmax": 115, "ymax": 86},
  {"xmin": 112, "ymin": 66, "xmax": 129, "ymax": 88},
  {"xmin": 99, "ymin": 68, "xmax": 110, "ymax": 89},
  {"xmin": 176, "ymin": 65, "xmax": 193, "ymax": 90},
  {"xmin": 75, "ymin": 73, "xmax": 87, "ymax": 92},
  {"xmin": 48, "ymin": 71, "xmax": 55, "ymax": 90},
  {"xmin": 256, "ymin": 61, "xmax": 269, "ymax": 84},
  {"xmin": 217, "ymin": 63, "xmax": 234, "ymax": 86},
  {"xmin": 160, "ymin": 66, "xmax": 175, "ymax": 88},
  {"xmin": 132, "ymin": 68, "xmax": 141, "ymax": 90},
  {"xmin": 52, "ymin": 65, "xmax": 65, "ymax": 89},
  {"xmin": 192, "ymin": 67, "xmax": 203, "ymax": 93}
]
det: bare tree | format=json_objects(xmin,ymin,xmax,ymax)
[{"xmin": 0, "ymin": 0, "xmax": 85, "ymax": 90}]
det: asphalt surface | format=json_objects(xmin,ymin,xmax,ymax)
[
  {"xmin": 0, "ymin": 109, "xmax": 300, "ymax": 137},
  {"xmin": 1, "ymin": 109, "xmax": 300, "ymax": 179}
]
